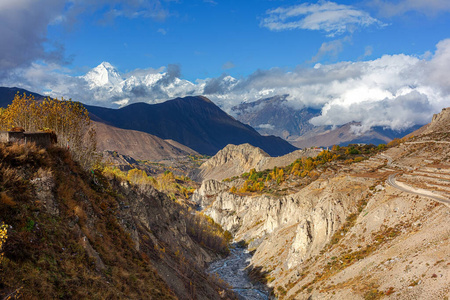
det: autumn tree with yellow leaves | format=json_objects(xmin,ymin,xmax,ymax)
[
  {"xmin": 0, "ymin": 93, "xmax": 97, "ymax": 169},
  {"xmin": 0, "ymin": 222, "xmax": 7, "ymax": 264}
]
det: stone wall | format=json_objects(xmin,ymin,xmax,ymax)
[
  {"xmin": 0, "ymin": 131, "xmax": 55, "ymax": 148},
  {"xmin": 0, "ymin": 132, "xmax": 9, "ymax": 143}
]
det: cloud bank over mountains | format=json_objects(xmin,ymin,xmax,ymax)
[
  {"xmin": 2, "ymin": 39, "xmax": 450, "ymax": 134},
  {"xmin": 1, "ymin": 0, "xmax": 448, "ymax": 136}
]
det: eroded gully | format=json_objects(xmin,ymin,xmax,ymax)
[{"xmin": 207, "ymin": 245, "xmax": 270, "ymax": 300}]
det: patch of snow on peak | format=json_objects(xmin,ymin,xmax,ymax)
[
  {"xmin": 84, "ymin": 62, "xmax": 123, "ymax": 88},
  {"xmin": 144, "ymin": 73, "xmax": 164, "ymax": 86},
  {"xmin": 223, "ymin": 75, "xmax": 237, "ymax": 83}
]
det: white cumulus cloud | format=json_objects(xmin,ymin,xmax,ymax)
[{"xmin": 260, "ymin": 1, "xmax": 385, "ymax": 36}]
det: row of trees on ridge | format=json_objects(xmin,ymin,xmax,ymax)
[{"xmin": 0, "ymin": 93, "xmax": 97, "ymax": 169}]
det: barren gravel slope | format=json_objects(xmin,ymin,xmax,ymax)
[{"xmin": 94, "ymin": 121, "xmax": 197, "ymax": 161}]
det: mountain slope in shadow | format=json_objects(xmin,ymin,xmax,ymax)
[{"xmin": 86, "ymin": 96, "xmax": 298, "ymax": 156}]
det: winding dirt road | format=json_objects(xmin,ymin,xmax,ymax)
[
  {"xmin": 381, "ymin": 152, "xmax": 450, "ymax": 206},
  {"xmin": 386, "ymin": 173, "xmax": 450, "ymax": 206}
]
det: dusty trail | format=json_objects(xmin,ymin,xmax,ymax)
[
  {"xmin": 387, "ymin": 173, "xmax": 450, "ymax": 206},
  {"xmin": 381, "ymin": 153, "xmax": 450, "ymax": 206}
]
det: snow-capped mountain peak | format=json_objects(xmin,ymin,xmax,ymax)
[
  {"xmin": 223, "ymin": 75, "xmax": 237, "ymax": 84},
  {"xmin": 84, "ymin": 62, "xmax": 123, "ymax": 88},
  {"xmin": 79, "ymin": 62, "xmax": 203, "ymax": 107}
]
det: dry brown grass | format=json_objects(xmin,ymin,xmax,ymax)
[
  {"xmin": 1, "ymin": 142, "xmax": 236, "ymax": 300},
  {"xmin": 0, "ymin": 143, "xmax": 177, "ymax": 299}
]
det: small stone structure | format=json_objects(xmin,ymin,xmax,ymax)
[{"xmin": 0, "ymin": 131, "xmax": 56, "ymax": 148}]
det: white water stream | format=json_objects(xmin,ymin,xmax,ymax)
[{"xmin": 208, "ymin": 245, "xmax": 270, "ymax": 300}]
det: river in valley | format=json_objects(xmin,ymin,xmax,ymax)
[{"xmin": 207, "ymin": 245, "xmax": 271, "ymax": 300}]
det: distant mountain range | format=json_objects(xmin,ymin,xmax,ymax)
[
  {"xmin": 80, "ymin": 62, "xmax": 423, "ymax": 148},
  {"xmin": 290, "ymin": 122, "xmax": 422, "ymax": 148},
  {"xmin": 1, "ymin": 62, "xmax": 424, "ymax": 150},
  {"xmin": 86, "ymin": 96, "xmax": 298, "ymax": 156},
  {"xmin": 231, "ymin": 95, "xmax": 420, "ymax": 148},
  {"xmin": 1, "ymin": 86, "xmax": 420, "ymax": 152},
  {"xmin": 81, "ymin": 62, "xmax": 203, "ymax": 107},
  {"xmin": 0, "ymin": 87, "xmax": 297, "ymax": 157},
  {"xmin": 231, "ymin": 95, "xmax": 321, "ymax": 140}
]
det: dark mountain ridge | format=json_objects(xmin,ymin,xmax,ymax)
[
  {"xmin": 0, "ymin": 88, "xmax": 297, "ymax": 157},
  {"xmin": 0, "ymin": 86, "xmax": 44, "ymax": 108},
  {"xmin": 86, "ymin": 96, "xmax": 298, "ymax": 156},
  {"xmin": 0, "ymin": 87, "xmax": 200, "ymax": 162}
]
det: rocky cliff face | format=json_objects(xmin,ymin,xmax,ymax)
[
  {"xmin": 194, "ymin": 143, "xmax": 321, "ymax": 182},
  {"xmin": 406, "ymin": 107, "xmax": 450, "ymax": 139},
  {"xmin": 425, "ymin": 107, "xmax": 450, "ymax": 134},
  {"xmin": 193, "ymin": 174, "xmax": 372, "ymax": 268},
  {"xmin": 193, "ymin": 110, "xmax": 450, "ymax": 299},
  {"xmin": 110, "ymin": 180, "xmax": 233, "ymax": 299},
  {"xmin": 193, "ymin": 144, "xmax": 269, "ymax": 181}
]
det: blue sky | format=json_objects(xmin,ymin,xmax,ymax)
[
  {"xmin": 38, "ymin": 0, "xmax": 450, "ymax": 80},
  {"xmin": 1, "ymin": 0, "xmax": 450, "ymax": 132}
]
